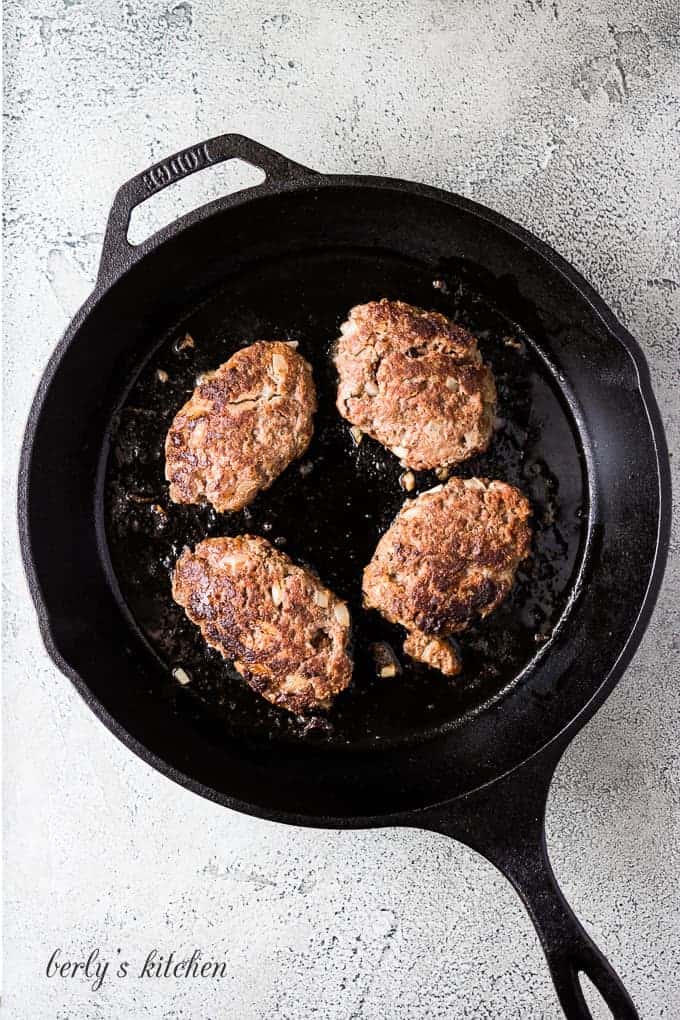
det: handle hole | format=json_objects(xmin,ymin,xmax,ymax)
[
  {"xmin": 580, "ymin": 972, "xmax": 614, "ymax": 1019},
  {"xmin": 127, "ymin": 158, "xmax": 266, "ymax": 245}
]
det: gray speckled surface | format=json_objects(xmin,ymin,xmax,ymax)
[{"xmin": 3, "ymin": 1, "xmax": 679, "ymax": 1017}]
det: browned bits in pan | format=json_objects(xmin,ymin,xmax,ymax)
[
  {"xmin": 370, "ymin": 641, "xmax": 402, "ymax": 679},
  {"xmin": 173, "ymin": 332, "xmax": 196, "ymax": 353}
]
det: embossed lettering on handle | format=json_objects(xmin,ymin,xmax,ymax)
[{"xmin": 141, "ymin": 143, "xmax": 212, "ymax": 194}]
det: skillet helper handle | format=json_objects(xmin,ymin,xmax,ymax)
[
  {"xmin": 421, "ymin": 748, "xmax": 639, "ymax": 1020},
  {"xmin": 97, "ymin": 133, "xmax": 318, "ymax": 287}
]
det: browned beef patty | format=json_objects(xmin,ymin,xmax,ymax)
[
  {"xmin": 334, "ymin": 299, "xmax": 496, "ymax": 471},
  {"xmin": 362, "ymin": 477, "xmax": 532, "ymax": 675},
  {"xmin": 165, "ymin": 341, "xmax": 316, "ymax": 513},
  {"xmin": 172, "ymin": 536, "xmax": 353, "ymax": 713}
]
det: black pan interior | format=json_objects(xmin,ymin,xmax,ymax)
[{"xmin": 104, "ymin": 248, "xmax": 587, "ymax": 749}]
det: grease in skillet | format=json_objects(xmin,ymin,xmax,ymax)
[{"xmin": 104, "ymin": 251, "xmax": 584, "ymax": 745}]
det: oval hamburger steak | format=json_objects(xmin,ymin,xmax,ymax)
[
  {"xmin": 165, "ymin": 341, "xmax": 316, "ymax": 513},
  {"xmin": 172, "ymin": 536, "xmax": 353, "ymax": 714},
  {"xmin": 334, "ymin": 299, "xmax": 496, "ymax": 470},
  {"xmin": 363, "ymin": 478, "xmax": 532, "ymax": 675}
]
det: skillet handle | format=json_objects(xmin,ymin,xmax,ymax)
[
  {"xmin": 96, "ymin": 133, "xmax": 318, "ymax": 287},
  {"xmin": 420, "ymin": 747, "xmax": 639, "ymax": 1020}
]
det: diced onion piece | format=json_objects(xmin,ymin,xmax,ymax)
[
  {"xmin": 272, "ymin": 353, "xmax": 287, "ymax": 375},
  {"xmin": 333, "ymin": 602, "xmax": 350, "ymax": 627},
  {"xmin": 283, "ymin": 673, "xmax": 308, "ymax": 692}
]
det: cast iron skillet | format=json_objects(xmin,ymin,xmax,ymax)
[{"xmin": 19, "ymin": 133, "xmax": 670, "ymax": 1019}]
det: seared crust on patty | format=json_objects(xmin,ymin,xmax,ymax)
[
  {"xmin": 172, "ymin": 536, "xmax": 352, "ymax": 714},
  {"xmin": 335, "ymin": 300, "xmax": 496, "ymax": 470},
  {"xmin": 362, "ymin": 477, "xmax": 532, "ymax": 675},
  {"xmin": 165, "ymin": 342, "xmax": 316, "ymax": 513}
]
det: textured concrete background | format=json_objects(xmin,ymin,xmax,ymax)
[{"xmin": 3, "ymin": 1, "xmax": 679, "ymax": 1018}]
